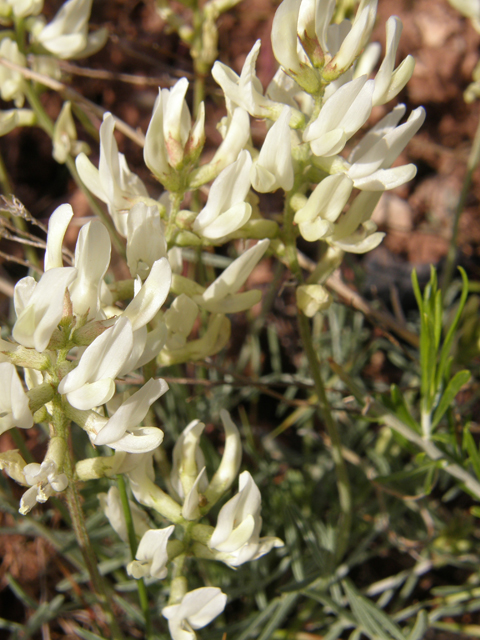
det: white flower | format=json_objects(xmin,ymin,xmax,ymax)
[
  {"xmin": 0, "ymin": 109, "xmax": 35, "ymax": 136},
  {"xmin": 303, "ymin": 75, "xmax": 374, "ymax": 158},
  {"xmin": 192, "ymin": 239, "xmax": 269, "ymax": 313},
  {"xmin": 192, "ymin": 150, "xmax": 252, "ymax": 240},
  {"xmin": 296, "ymin": 284, "xmax": 332, "ymax": 317},
  {"xmin": 127, "ymin": 526, "xmax": 175, "ymax": 580},
  {"xmin": 294, "ymin": 173, "xmax": 353, "ymax": 242},
  {"xmin": 322, "ymin": 0, "xmax": 378, "ymax": 81},
  {"xmin": 36, "ymin": 0, "xmax": 108, "ymax": 60},
  {"xmin": 271, "ymin": 0, "xmax": 378, "ymax": 85},
  {"xmin": 164, "ymin": 295, "xmax": 199, "ymax": 350},
  {"xmin": 122, "ymin": 257, "xmax": 172, "ymax": 332},
  {"xmin": 449, "ymin": 0, "xmax": 480, "ymax": 32},
  {"xmin": 208, "ymin": 471, "xmax": 284, "ymax": 567},
  {"xmin": 93, "ymin": 377, "xmax": 168, "ymax": 451},
  {"xmin": 171, "ymin": 419, "xmax": 207, "ymax": 501},
  {"xmin": 0, "ymin": 39, "xmax": 26, "ymax": 107},
  {"xmin": 99, "ymin": 486, "xmax": 150, "ymax": 543},
  {"xmin": 251, "ymin": 106, "xmax": 294, "ymax": 193},
  {"xmin": 144, "ymin": 78, "xmax": 205, "ymax": 185},
  {"xmin": 182, "ymin": 467, "xmax": 208, "ymax": 520},
  {"xmin": 6, "ymin": 0, "xmax": 43, "ymax": 17},
  {"xmin": 13, "ymin": 267, "xmax": 77, "ymax": 352},
  {"xmin": 0, "ymin": 363, "xmax": 33, "ymax": 435},
  {"xmin": 212, "ymin": 40, "xmax": 303, "ymax": 127},
  {"xmin": 126, "ymin": 203, "xmax": 167, "ymax": 280},
  {"xmin": 57, "ymin": 316, "xmax": 134, "ymax": 410},
  {"xmin": 43, "ymin": 203, "xmax": 111, "ymax": 319},
  {"xmin": 19, "ymin": 459, "xmax": 68, "ymax": 515},
  {"xmin": 372, "ymin": 16, "xmax": 415, "ymax": 107},
  {"xmin": 162, "ymin": 587, "xmax": 227, "ymax": 640},
  {"xmin": 44, "ymin": 203, "xmax": 74, "ymax": 271},
  {"xmin": 69, "ymin": 219, "xmax": 111, "ymax": 319},
  {"xmin": 76, "ymin": 113, "xmax": 148, "ymax": 236},
  {"xmin": 190, "ymin": 108, "xmax": 251, "ymax": 187},
  {"xmin": 52, "ymin": 101, "xmax": 90, "ymax": 163},
  {"xmin": 345, "ymin": 105, "xmax": 426, "ymax": 191},
  {"xmin": 328, "ymin": 190, "xmax": 384, "ymax": 253},
  {"xmin": 157, "ymin": 314, "xmax": 231, "ymax": 366},
  {"xmin": 204, "ymin": 410, "xmax": 242, "ymax": 506}
]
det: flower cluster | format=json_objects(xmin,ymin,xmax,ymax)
[{"xmin": 0, "ymin": 0, "xmax": 424, "ymax": 638}]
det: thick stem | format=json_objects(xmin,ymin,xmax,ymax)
[
  {"xmin": 283, "ymin": 195, "xmax": 352, "ymax": 562},
  {"xmin": 116, "ymin": 474, "xmax": 152, "ymax": 639},
  {"xmin": 169, "ymin": 555, "xmax": 188, "ymax": 605},
  {"xmin": 166, "ymin": 190, "xmax": 185, "ymax": 247},
  {"xmin": 52, "ymin": 398, "xmax": 125, "ymax": 640}
]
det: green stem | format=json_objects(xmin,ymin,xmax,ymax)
[
  {"xmin": 283, "ymin": 194, "xmax": 352, "ymax": 562},
  {"xmin": 22, "ymin": 82, "xmax": 126, "ymax": 258},
  {"xmin": 52, "ymin": 398, "xmax": 125, "ymax": 640},
  {"xmin": 442, "ymin": 108, "xmax": 480, "ymax": 292},
  {"xmin": 116, "ymin": 474, "xmax": 152, "ymax": 639},
  {"xmin": 166, "ymin": 191, "xmax": 185, "ymax": 247},
  {"xmin": 169, "ymin": 555, "xmax": 188, "ymax": 605},
  {"xmin": 330, "ymin": 360, "xmax": 480, "ymax": 501}
]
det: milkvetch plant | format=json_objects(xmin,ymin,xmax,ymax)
[{"xmin": 1, "ymin": 0, "xmax": 476, "ymax": 639}]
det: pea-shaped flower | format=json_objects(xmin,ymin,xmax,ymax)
[
  {"xmin": 144, "ymin": 78, "xmax": 205, "ymax": 187},
  {"xmin": 251, "ymin": 106, "xmax": 294, "ymax": 193},
  {"xmin": 192, "ymin": 150, "xmax": 252, "ymax": 240},
  {"xmin": 208, "ymin": 471, "xmax": 284, "ymax": 567},
  {"xmin": 162, "ymin": 587, "xmax": 227, "ymax": 640},
  {"xmin": 127, "ymin": 525, "xmax": 175, "ymax": 580},
  {"xmin": 0, "ymin": 363, "xmax": 33, "ymax": 436},
  {"xmin": 36, "ymin": 0, "xmax": 108, "ymax": 60}
]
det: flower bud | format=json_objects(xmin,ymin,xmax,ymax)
[
  {"xmin": 0, "ymin": 450, "xmax": 28, "ymax": 485},
  {"xmin": 36, "ymin": 0, "xmax": 108, "ymax": 60},
  {"xmin": 52, "ymin": 101, "xmax": 90, "ymax": 164},
  {"xmin": 144, "ymin": 78, "xmax": 205, "ymax": 187},
  {"xmin": 204, "ymin": 410, "xmax": 242, "ymax": 507},
  {"xmin": 0, "ymin": 38, "xmax": 26, "ymax": 107},
  {"xmin": 99, "ymin": 486, "xmax": 150, "ymax": 543},
  {"xmin": 208, "ymin": 471, "xmax": 284, "ymax": 567},
  {"xmin": 251, "ymin": 106, "xmax": 294, "ymax": 193},
  {"xmin": 171, "ymin": 420, "xmax": 207, "ymax": 500},
  {"xmin": 296, "ymin": 284, "xmax": 332, "ymax": 317},
  {"xmin": 0, "ymin": 363, "xmax": 34, "ymax": 435},
  {"xmin": 127, "ymin": 525, "xmax": 175, "ymax": 580},
  {"xmin": 162, "ymin": 587, "xmax": 227, "ymax": 640}
]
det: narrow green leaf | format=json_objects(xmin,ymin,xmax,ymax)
[
  {"xmin": 423, "ymin": 464, "xmax": 437, "ymax": 495},
  {"xmin": 375, "ymin": 461, "xmax": 440, "ymax": 485},
  {"xmin": 463, "ymin": 427, "xmax": 480, "ymax": 481},
  {"xmin": 343, "ymin": 580, "xmax": 404, "ymax": 640},
  {"xmin": 24, "ymin": 596, "xmax": 65, "ymax": 638},
  {"xmin": 411, "ymin": 269, "xmax": 423, "ymax": 314},
  {"xmin": 6, "ymin": 575, "xmax": 37, "ymax": 609},
  {"xmin": 69, "ymin": 628, "xmax": 109, "ymax": 640},
  {"xmin": 432, "ymin": 370, "xmax": 471, "ymax": 428},
  {"xmin": 0, "ymin": 618, "xmax": 23, "ymax": 632},
  {"xmin": 437, "ymin": 267, "xmax": 469, "ymax": 385},
  {"xmin": 434, "ymin": 289, "xmax": 443, "ymax": 350},
  {"xmin": 407, "ymin": 610, "xmax": 429, "ymax": 640},
  {"xmin": 390, "ymin": 385, "xmax": 420, "ymax": 433},
  {"xmin": 234, "ymin": 600, "xmax": 280, "ymax": 640},
  {"xmin": 257, "ymin": 593, "xmax": 298, "ymax": 640}
]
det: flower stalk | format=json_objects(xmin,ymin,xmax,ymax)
[
  {"xmin": 283, "ymin": 190, "xmax": 352, "ymax": 562},
  {"xmin": 52, "ymin": 396, "xmax": 125, "ymax": 640}
]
